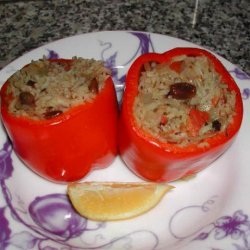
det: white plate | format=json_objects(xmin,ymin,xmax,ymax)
[{"xmin": 1, "ymin": 31, "xmax": 250, "ymax": 250}]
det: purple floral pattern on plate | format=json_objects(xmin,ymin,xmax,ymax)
[
  {"xmin": 0, "ymin": 206, "xmax": 11, "ymax": 249},
  {"xmin": 99, "ymin": 32, "xmax": 154, "ymax": 101},
  {"xmin": 28, "ymin": 193, "xmax": 88, "ymax": 239},
  {"xmin": 195, "ymin": 210, "xmax": 250, "ymax": 250},
  {"xmin": 228, "ymin": 68, "xmax": 250, "ymax": 100},
  {"xmin": 242, "ymin": 88, "xmax": 250, "ymax": 100},
  {"xmin": 169, "ymin": 195, "xmax": 250, "ymax": 250},
  {"xmin": 47, "ymin": 50, "xmax": 59, "ymax": 59},
  {"xmin": 213, "ymin": 210, "xmax": 250, "ymax": 241},
  {"xmin": 229, "ymin": 68, "xmax": 250, "ymax": 80},
  {"xmin": 101, "ymin": 31, "xmax": 154, "ymax": 84}
]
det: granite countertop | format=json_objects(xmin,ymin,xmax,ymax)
[{"xmin": 0, "ymin": 0, "xmax": 249, "ymax": 75}]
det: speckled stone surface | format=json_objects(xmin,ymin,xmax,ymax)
[{"xmin": 0, "ymin": 0, "xmax": 249, "ymax": 74}]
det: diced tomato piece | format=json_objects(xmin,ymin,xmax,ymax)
[
  {"xmin": 188, "ymin": 108, "xmax": 210, "ymax": 135},
  {"xmin": 160, "ymin": 115, "xmax": 167, "ymax": 125},
  {"xmin": 169, "ymin": 60, "xmax": 183, "ymax": 73}
]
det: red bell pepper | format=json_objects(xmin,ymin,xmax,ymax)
[
  {"xmin": 0, "ymin": 59, "xmax": 118, "ymax": 183},
  {"xmin": 119, "ymin": 47, "xmax": 243, "ymax": 182}
]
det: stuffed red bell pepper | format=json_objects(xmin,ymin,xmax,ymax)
[
  {"xmin": 0, "ymin": 58, "xmax": 118, "ymax": 182},
  {"xmin": 119, "ymin": 47, "xmax": 243, "ymax": 182}
]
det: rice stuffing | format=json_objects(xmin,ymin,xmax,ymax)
[
  {"xmin": 6, "ymin": 57, "xmax": 111, "ymax": 119},
  {"xmin": 133, "ymin": 55, "xmax": 236, "ymax": 147}
]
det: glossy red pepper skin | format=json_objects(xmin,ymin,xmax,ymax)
[
  {"xmin": 0, "ymin": 59, "xmax": 118, "ymax": 183},
  {"xmin": 119, "ymin": 48, "xmax": 243, "ymax": 182}
]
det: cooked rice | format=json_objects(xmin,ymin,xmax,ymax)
[
  {"xmin": 133, "ymin": 55, "xmax": 236, "ymax": 146},
  {"xmin": 7, "ymin": 57, "xmax": 111, "ymax": 119}
]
